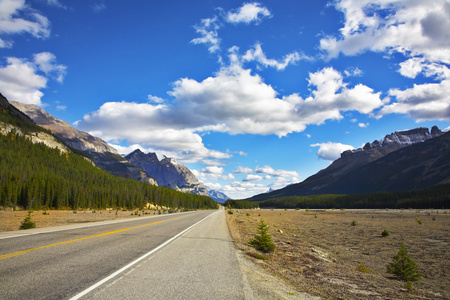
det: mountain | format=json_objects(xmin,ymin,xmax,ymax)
[
  {"xmin": 0, "ymin": 96, "xmax": 217, "ymax": 211},
  {"xmin": 249, "ymin": 126, "xmax": 449, "ymax": 201},
  {"xmin": 10, "ymin": 101, "xmax": 156, "ymax": 185},
  {"xmin": 0, "ymin": 94, "xmax": 35, "ymax": 124},
  {"xmin": 208, "ymin": 189, "xmax": 229, "ymax": 203},
  {"xmin": 125, "ymin": 149, "xmax": 209, "ymax": 196}
]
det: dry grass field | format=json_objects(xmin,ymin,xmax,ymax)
[
  {"xmin": 226, "ymin": 208, "xmax": 449, "ymax": 299},
  {"xmin": 0, "ymin": 209, "xmax": 161, "ymax": 232}
]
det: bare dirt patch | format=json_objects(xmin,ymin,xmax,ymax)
[
  {"xmin": 0, "ymin": 209, "xmax": 162, "ymax": 232},
  {"xmin": 226, "ymin": 209, "xmax": 449, "ymax": 299}
]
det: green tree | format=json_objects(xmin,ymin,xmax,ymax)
[
  {"xmin": 249, "ymin": 219, "xmax": 275, "ymax": 253},
  {"xmin": 386, "ymin": 243, "xmax": 422, "ymax": 287}
]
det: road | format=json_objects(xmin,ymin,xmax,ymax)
[{"xmin": 0, "ymin": 209, "xmax": 247, "ymax": 299}]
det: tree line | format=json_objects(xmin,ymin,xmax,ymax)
[
  {"xmin": 256, "ymin": 185, "xmax": 449, "ymax": 209},
  {"xmin": 0, "ymin": 132, "xmax": 217, "ymax": 210}
]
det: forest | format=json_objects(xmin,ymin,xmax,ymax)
[
  {"xmin": 255, "ymin": 185, "xmax": 450, "ymax": 209},
  {"xmin": 0, "ymin": 131, "xmax": 217, "ymax": 210}
]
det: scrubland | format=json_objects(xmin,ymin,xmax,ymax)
[{"xmin": 226, "ymin": 208, "xmax": 449, "ymax": 299}]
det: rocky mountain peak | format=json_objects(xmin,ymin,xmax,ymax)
[
  {"xmin": 125, "ymin": 151, "xmax": 209, "ymax": 196},
  {"xmin": 343, "ymin": 126, "xmax": 443, "ymax": 157}
]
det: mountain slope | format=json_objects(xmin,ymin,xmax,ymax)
[
  {"xmin": 0, "ymin": 96, "xmax": 217, "ymax": 210},
  {"xmin": 125, "ymin": 149, "xmax": 209, "ymax": 196},
  {"xmin": 249, "ymin": 127, "xmax": 449, "ymax": 201},
  {"xmin": 10, "ymin": 101, "xmax": 156, "ymax": 185}
]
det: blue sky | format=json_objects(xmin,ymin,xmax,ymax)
[{"xmin": 1, "ymin": 0, "xmax": 449, "ymax": 199}]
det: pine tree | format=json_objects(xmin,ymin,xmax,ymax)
[
  {"xmin": 249, "ymin": 219, "xmax": 275, "ymax": 253},
  {"xmin": 386, "ymin": 243, "xmax": 422, "ymax": 283}
]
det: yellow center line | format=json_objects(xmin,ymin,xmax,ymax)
[{"xmin": 0, "ymin": 214, "xmax": 192, "ymax": 260}]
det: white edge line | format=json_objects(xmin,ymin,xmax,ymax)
[
  {"xmin": 0, "ymin": 211, "xmax": 196, "ymax": 240},
  {"xmin": 69, "ymin": 210, "xmax": 219, "ymax": 300}
]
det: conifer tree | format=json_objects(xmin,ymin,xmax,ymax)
[
  {"xmin": 386, "ymin": 242, "xmax": 422, "ymax": 286},
  {"xmin": 249, "ymin": 219, "xmax": 275, "ymax": 253}
]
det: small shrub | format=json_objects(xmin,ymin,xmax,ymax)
[
  {"xmin": 432, "ymin": 216, "xmax": 436, "ymax": 221},
  {"xmin": 314, "ymin": 213, "xmax": 318, "ymax": 218},
  {"xmin": 246, "ymin": 251, "xmax": 269, "ymax": 260},
  {"xmin": 19, "ymin": 212, "xmax": 36, "ymax": 230},
  {"xmin": 351, "ymin": 220, "xmax": 357, "ymax": 226},
  {"xmin": 381, "ymin": 229, "xmax": 390, "ymax": 237},
  {"xmin": 246, "ymin": 213, "xmax": 250, "ymax": 217},
  {"xmin": 305, "ymin": 208, "xmax": 310, "ymax": 212},
  {"xmin": 356, "ymin": 264, "xmax": 371, "ymax": 273},
  {"xmin": 249, "ymin": 219, "xmax": 275, "ymax": 253},
  {"xmin": 386, "ymin": 243, "xmax": 422, "ymax": 283},
  {"xmin": 228, "ymin": 210, "xmax": 234, "ymax": 215},
  {"xmin": 416, "ymin": 217, "xmax": 422, "ymax": 225}
]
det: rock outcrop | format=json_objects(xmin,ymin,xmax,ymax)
[{"xmin": 126, "ymin": 149, "xmax": 209, "ymax": 196}]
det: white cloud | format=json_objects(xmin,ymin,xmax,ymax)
[
  {"xmin": 320, "ymin": 0, "xmax": 450, "ymax": 124},
  {"xmin": 147, "ymin": 95, "xmax": 165, "ymax": 104},
  {"xmin": 358, "ymin": 122, "xmax": 369, "ymax": 128},
  {"xmin": 380, "ymin": 78, "xmax": 450, "ymax": 121},
  {"xmin": 311, "ymin": 142, "xmax": 354, "ymax": 161},
  {"xmin": 255, "ymin": 165, "xmax": 299, "ymax": 178},
  {"xmin": 321, "ymin": 0, "xmax": 450, "ymax": 64},
  {"xmin": 190, "ymin": 17, "xmax": 221, "ymax": 53},
  {"xmin": 77, "ymin": 64, "xmax": 385, "ymax": 163},
  {"xmin": 0, "ymin": 0, "xmax": 50, "ymax": 48},
  {"xmin": 243, "ymin": 174, "xmax": 263, "ymax": 182},
  {"xmin": 268, "ymin": 176, "xmax": 299, "ymax": 190},
  {"xmin": 233, "ymin": 166, "xmax": 254, "ymax": 174},
  {"xmin": 33, "ymin": 52, "xmax": 67, "ymax": 83},
  {"xmin": 223, "ymin": 181, "xmax": 267, "ymax": 199},
  {"xmin": 242, "ymin": 43, "xmax": 305, "ymax": 70},
  {"xmin": 225, "ymin": 2, "xmax": 271, "ymax": 24}
]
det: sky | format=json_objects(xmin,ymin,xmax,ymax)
[{"xmin": 1, "ymin": 0, "xmax": 449, "ymax": 199}]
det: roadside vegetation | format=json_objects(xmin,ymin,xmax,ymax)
[
  {"xmin": 226, "ymin": 208, "xmax": 449, "ymax": 299},
  {"xmin": 0, "ymin": 132, "xmax": 217, "ymax": 211}
]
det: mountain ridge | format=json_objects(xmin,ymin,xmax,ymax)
[
  {"xmin": 125, "ymin": 149, "xmax": 209, "ymax": 196},
  {"xmin": 248, "ymin": 126, "xmax": 449, "ymax": 201},
  {"xmin": 10, "ymin": 101, "xmax": 157, "ymax": 186}
]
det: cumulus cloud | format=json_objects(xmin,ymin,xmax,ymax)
[
  {"xmin": 380, "ymin": 78, "xmax": 450, "ymax": 122},
  {"xmin": 225, "ymin": 2, "xmax": 271, "ymax": 24},
  {"xmin": 0, "ymin": 53, "xmax": 65, "ymax": 106},
  {"xmin": 76, "ymin": 63, "xmax": 385, "ymax": 163},
  {"xmin": 222, "ymin": 181, "xmax": 267, "ymax": 199},
  {"xmin": 0, "ymin": 0, "xmax": 50, "ymax": 48},
  {"xmin": 255, "ymin": 165, "xmax": 299, "ymax": 178},
  {"xmin": 33, "ymin": 52, "xmax": 67, "ymax": 83},
  {"xmin": 321, "ymin": 0, "xmax": 450, "ymax": 63},
  {"xmin": 243, "ymin": 174, "xmax": 263, "ymax": 182},
  {"xmin": 233, "ymin": 166, "xmax": 254, "ymax": 174},
  {"xmin": 311, "ymin": 142, "xmax": 354, "ymax": 161}
]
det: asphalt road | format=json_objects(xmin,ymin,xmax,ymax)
[{"xmin": 0, "ymin": 209, "xmax": 246, "ymax": 299}]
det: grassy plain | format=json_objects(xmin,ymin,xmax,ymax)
[
  {"xmin": 226, "ymin": 208, "xmax": 449, "ymax": 299},
  {"xmin": 0, "ymin": 209, "xmax": 161, "ymax": 232}
]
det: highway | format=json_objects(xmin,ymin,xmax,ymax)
[{"xmin": 0, "ymin": 209, "xmax": 246, "ymax": 299}]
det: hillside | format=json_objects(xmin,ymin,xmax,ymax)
[
  {"xmin": 249, "ymin": 127, "xmax": 450, "ymax": 201},
  {"xmin": 0, "ymin": 98, "xmax": 217, "ymax": 210},
  {"xmin": 10, "ymin": 101, "xmax": 157, "ymax": 185}
]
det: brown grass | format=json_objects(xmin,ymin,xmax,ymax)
[
  {"xmin": 226, "ymin": 208, "xmax": 449, "ymax": 299},
  {"xmin": 0, "ymin": 209, "xmax": 162, "ymax": 232}
]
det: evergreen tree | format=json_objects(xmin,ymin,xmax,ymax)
[
  {"xmin": 386, "ymin": 243, "xmax": 423, "ymax": 283},
  {"xmin": 249, "ymin": 219, "xmax": 275, "ymax": 253}
]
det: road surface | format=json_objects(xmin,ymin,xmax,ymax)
[{"xmin": 0, "ymin": 209, "xmax": 247, "ymax": 299}]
